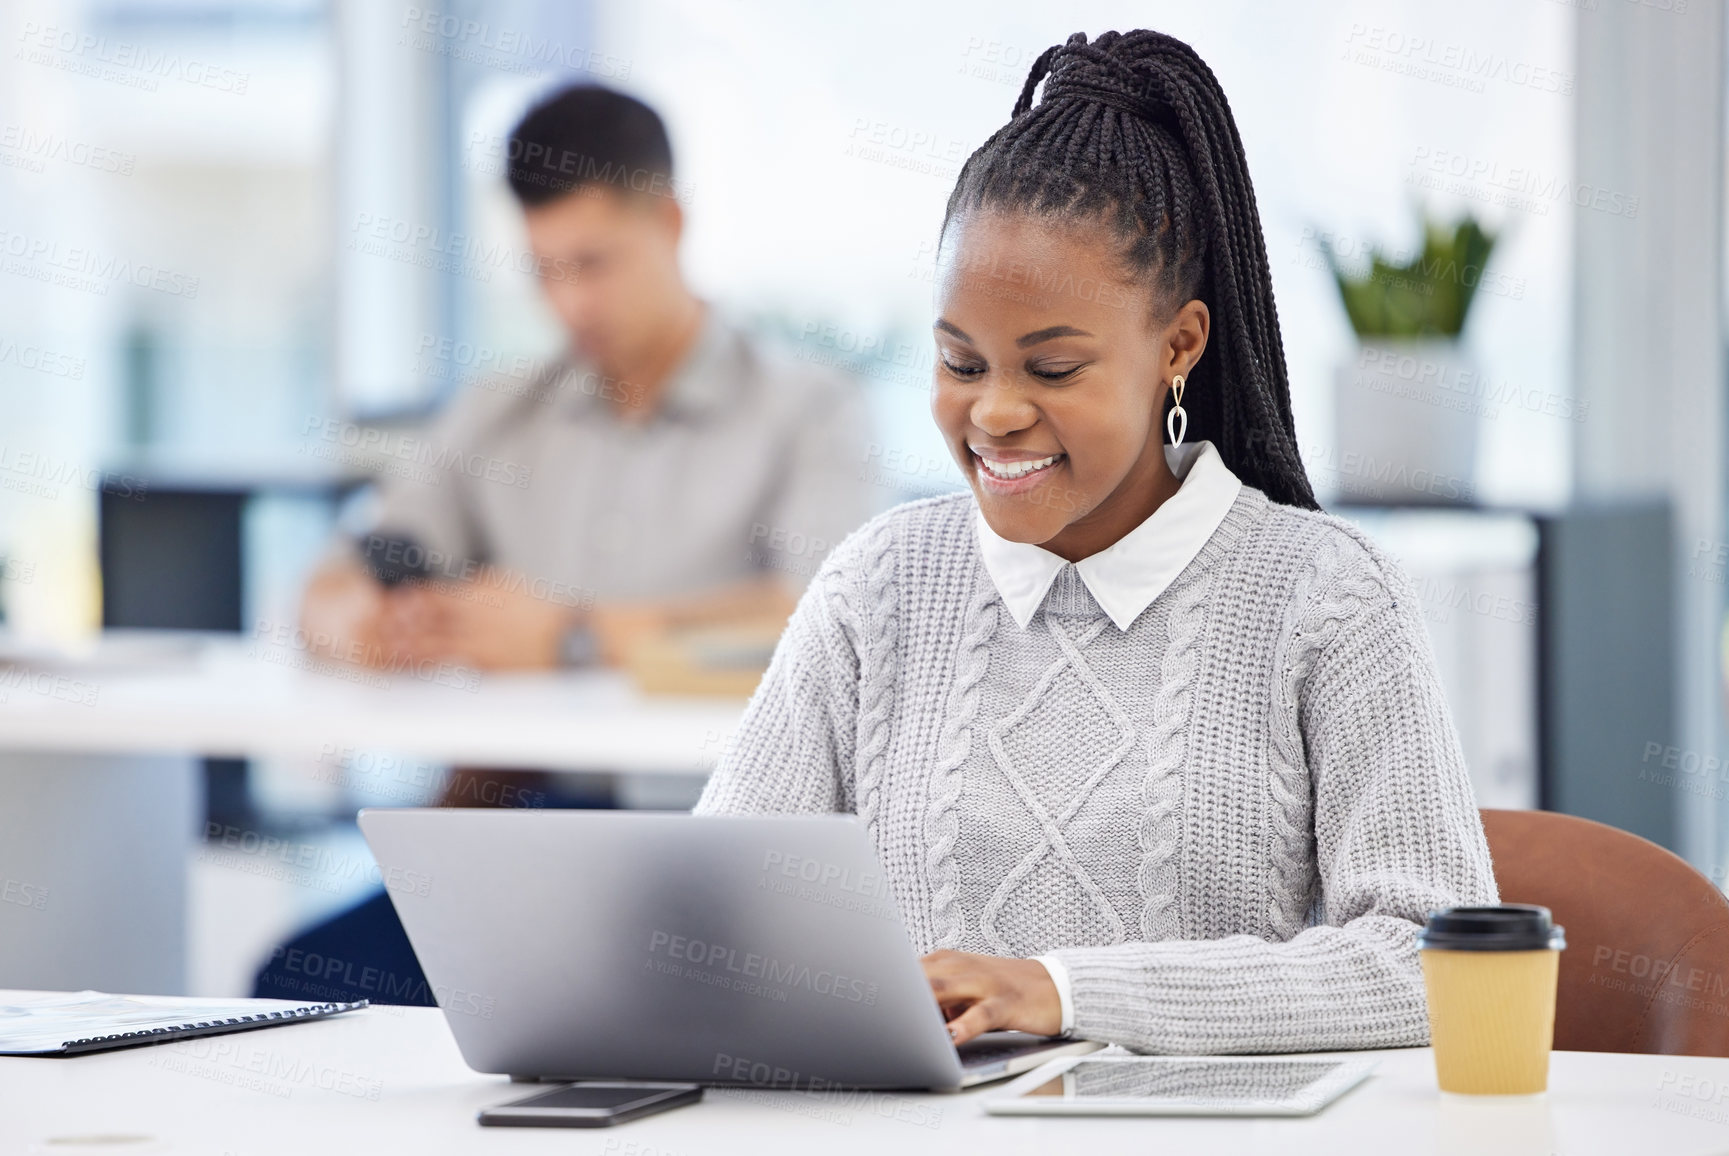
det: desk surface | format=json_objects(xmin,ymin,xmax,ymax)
[
  {"xmin": 3, "ymin": 1000, "xmax": 1727, "ymax": 1156},
  {"xmin": 0, "ymin": 633, "xmax": 743, "ymax": 773}
]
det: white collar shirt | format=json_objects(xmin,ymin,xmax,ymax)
[{"xmin": 974, "ymin": 439, "xmax": 1244, "ymax": 632}]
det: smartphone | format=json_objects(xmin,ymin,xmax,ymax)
[
  {"xmin": 477, "ymin": 1081, "xmax": 702, "ymax": 1128},
  {"xmin": 356, "ymin": 531, "xmax": 433, "ymax": 588}
]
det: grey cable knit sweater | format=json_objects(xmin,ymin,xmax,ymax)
[{"xmin": 696, "ymin": 484, "xmax": 1498, "ymax": 1053}]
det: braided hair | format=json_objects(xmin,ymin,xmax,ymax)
[{"xmin": 942, "ymin": 30, "xmax": 1316, "ymax": 510}]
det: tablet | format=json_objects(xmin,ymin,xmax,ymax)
[{"xmin": 983, "ymin": 1054, "xmax": 1377, "ymax": 1117}]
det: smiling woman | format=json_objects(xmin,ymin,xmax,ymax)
[
  {"xmin": 930, "ymin": 211, "xmax": 1209, "ymax": 561},
  {"xmin": 697, "ymin": 29, "xmax": 1497, "ymax": 1055}
]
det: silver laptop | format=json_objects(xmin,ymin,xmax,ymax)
[{"xmin": 358, "ymin": 809, "xmax": 1098, "ymax": 1090}]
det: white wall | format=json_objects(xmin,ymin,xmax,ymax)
[{"xmin": 586, "ymin": 0, "xmax": 1577, "ymax": 511}]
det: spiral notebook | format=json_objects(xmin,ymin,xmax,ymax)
[{"xmin": 0, "ymin": 990, "xmax": 368, "ymax": 1055}]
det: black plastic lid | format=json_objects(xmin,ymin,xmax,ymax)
[{"xmin": 1416, "ymin": 905, "xmax": 1566, "ymax": 952}]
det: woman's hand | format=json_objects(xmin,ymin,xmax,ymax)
[{"xmin": 920, "ymin": 949, "xmax": 1063, "ymax": 1045}]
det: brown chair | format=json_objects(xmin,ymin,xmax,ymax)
[{"xmin": 1482, "ymin": 808, "xmax": 1729, "ymax": 1055}]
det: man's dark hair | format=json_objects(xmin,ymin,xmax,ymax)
[
  {"xmin": 506, "ymin": 85, "xmax": 675, "ymax": 207},
  {"xmin": 942, "ymin": 30, "xmax": 1316, "ymax": 510}
]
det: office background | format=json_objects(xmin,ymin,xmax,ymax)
[{"xmin": 0, "ymin": 0, "xmax": 1720, "ymax": 997}]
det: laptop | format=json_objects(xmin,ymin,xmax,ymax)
[{"xmin": 358, "ymin": 809, "xmax": 1099, "ymax": 1090}]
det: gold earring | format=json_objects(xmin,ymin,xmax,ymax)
[{"xmin": 1166, "ymin": 374, "xmax": 1188, "ymax": 447}]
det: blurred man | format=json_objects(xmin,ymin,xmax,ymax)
[
  {"xmin": 301, "ymin": 85, "xmax": 869, "ymax": 673},
  {"xmin": 257, "ymin": 86, "xmax": 870, "ymax": 1005}
]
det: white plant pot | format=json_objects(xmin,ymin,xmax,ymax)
[{"xmin": 1330, "ymin": 339, "xmax": 1480, "ymax": 505}]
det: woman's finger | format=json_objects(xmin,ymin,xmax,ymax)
[{"xmin": 944, "ymin": 997, "xmax": 1003, "ymax": 1046}]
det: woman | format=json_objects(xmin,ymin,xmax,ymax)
[{"xmin": 698, "ymin": 29, "xmax": 1496, "ymax": 1054}]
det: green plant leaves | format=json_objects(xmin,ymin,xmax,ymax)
[{"xmin": 1323, "ymin": 215, "xmax": 1497, "ymax": 338}]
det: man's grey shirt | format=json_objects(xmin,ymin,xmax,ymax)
[{"xmin": 362, "ymin": 312, "xmax": 874, "ymax": 602}]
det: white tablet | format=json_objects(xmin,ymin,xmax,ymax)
[{"xmin": 984, "ymin": 1054, "xmax": 1377, "ymax": 1117}]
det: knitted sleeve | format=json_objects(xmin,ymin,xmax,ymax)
[
  {"xmin": 1048, "ymin": 528, "xmax": 1499, "ymax": 1053},
  {"xmin": 693, "ymin": 537, "xmax": 865, "ymax": 816}
]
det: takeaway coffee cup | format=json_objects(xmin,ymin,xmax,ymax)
[{"xmin": 1417, "ymin": 905, "xmax": 1566, "ymax": 1095}]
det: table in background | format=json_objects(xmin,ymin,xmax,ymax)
[
  {"xmin": 0, "ymin": 631, "xmax": 743, "ymax": 772},
  {"xmin": 0, "ymin": 632, "xmax": 744, "ymax": 995},
  {"xmin": 1, "ymin": 997, "xmax": 1724, "ymax": 1155}
]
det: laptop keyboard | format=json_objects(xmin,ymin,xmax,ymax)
[{"xmin": 958, "ymin": 1034, "xmax": 1061, "ymax": 1070}]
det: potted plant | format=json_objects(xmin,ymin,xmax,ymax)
[{"xmin": 1323, "ymin": 213, "xmax": 1497, "ymax": 505}]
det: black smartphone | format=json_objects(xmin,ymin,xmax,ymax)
[
  {"xmin": 477, "ymin": 1081, "xmax": 702, "ymax": 1128},
  {"xmin": 356, "ymin": 532, "xmax": 433, "ymax": 588}
]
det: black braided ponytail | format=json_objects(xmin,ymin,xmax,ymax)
[{"xmin": 942, "ymin": 30, "xmax": 1316, "ymax": 510}]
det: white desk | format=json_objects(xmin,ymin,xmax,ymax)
[
  {"xmin": 0, "ymin": 632, "xmax": 744, "ymax": 774},
  {"xmin": 2, "ymin": 1000, "xmax": 1725, "ymax": 1155}
]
